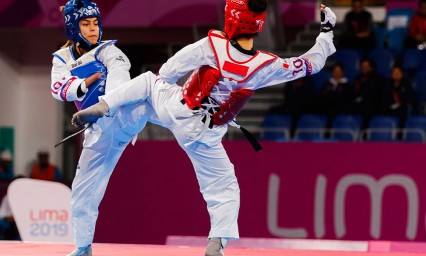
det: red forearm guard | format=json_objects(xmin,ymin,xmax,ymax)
[
  {"xmin": 212, "ymin": 88, "xmax": 255, "ymax": 126},
  {"xmin": 182, "ymin": 66, "xmax": 221, "ymax": 109}
]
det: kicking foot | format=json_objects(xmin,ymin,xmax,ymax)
[
  {"xmin": 66, "ymin": 245, "xmax": 92, "ymax": 256},
  {"xmin": 72, "ymin": 99, "xmax": 109, "ymax": 127},
  {"xmin": 205, "ymin": 237, "xmax": 224, "ymax": 256}
]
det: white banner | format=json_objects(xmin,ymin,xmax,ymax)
[{"xmin": 8, "ymin": 178, "xmax": 73, "ymax": 243}]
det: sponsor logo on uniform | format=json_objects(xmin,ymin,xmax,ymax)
[
  {"xmin": 76, "ymin": 6, "xmax": 100, "ymax": 19},
  {"xmin": 116, "ymin": 56, "xmax": 125, "ymax": 62},
  {"xmin": 61, "ymin": 77, "xmax": 77, "ymax": 101},
  {"xmin": 230, "ymin": 0, "xmax": 245, "ymax": 6},
  {"xmin": 71, "ymin": 60, "xmax": 83, "ymax": 69},
  {"xmin": 231, "ymin": 9, "xmax": 241, "ymax": 18},
  {"xmin": 302, "ymin": 58, "xmax": 313, "ymax": 76},
  {"xmin": 256, "ymin": 20, "xmax": 264, "ymax": 30}
]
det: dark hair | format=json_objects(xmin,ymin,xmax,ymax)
[
  {"xmin": 392, "ymin": 65, "xmax": 403, "ymax": 71},
  {"xmin": 361, "ymin": 58, "xmax": 376, "ymax": 70},
  {"xmin": 333, "ymin": 63, "xmax": 345, "ymax": 73},
  {"xmin": 233, "ymin": 33, "xmax": 259, "ymax": 40},
  {"xmin": 248, "ymin": 0, "xmax": 267, "ymax": 13}
]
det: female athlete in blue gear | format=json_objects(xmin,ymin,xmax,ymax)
[{"xmin": 51, "ymin": 1, "xmax": 158, "ymax": 255}]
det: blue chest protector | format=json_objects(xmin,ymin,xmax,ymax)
[{"xmin": 71, "ymin": 60, "xmax": 107, "ymax": 111}]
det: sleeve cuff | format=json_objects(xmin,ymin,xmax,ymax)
[
  {"xmin": 61, "ymin": 78, "xmax": 86, "ymax": 101},
  {"xmin": 317, "ymin": 32, "xmax": 337, "ymax": 56}
]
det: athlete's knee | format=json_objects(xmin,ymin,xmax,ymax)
[{"xmin": 138, "ymin": 71, "xmax": 157, "ymax": 82}]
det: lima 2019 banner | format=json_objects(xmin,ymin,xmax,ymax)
[{"xmin": 95, "ymin": 141, "xmax": 426, "ymax": 245}]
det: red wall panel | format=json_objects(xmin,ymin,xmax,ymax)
[{"xmin": 95, "ymin": 141, "xmax": 426, "ymax": 244}]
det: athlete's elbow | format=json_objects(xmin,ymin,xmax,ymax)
[
  {"xmin": 51, "ymin": 92, "xmax": 64, "ymax": 102},
  {"xmin": 158, "ymin": 71, "xmax": 175, "ymax": 84}
]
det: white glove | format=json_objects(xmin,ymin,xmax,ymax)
[
  {"xmin": 80, "ymin": 80, "xmax": 88, "ymax": 94},
  {"xmin": 320, "ymin": 6, "xmax": 336, "ymax": 33}
]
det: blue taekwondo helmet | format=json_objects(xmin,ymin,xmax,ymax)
[{"xmin": 63, "ymin": 0, "xmax": 103, "ymax": 50}]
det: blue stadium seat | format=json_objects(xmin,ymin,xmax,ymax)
[
  {"xmin": 374, "ymin": 25, "xmax": 387, "ymax": 49},
  {"xmin": 294, "ymin": 114, "xmax": 327, "ymax": 141},
  {"xmin": 386, "ymin": 8, "xmax": 414, "ymax": 54},
  {"xmin": 333, "ymin": 49, "xmax": 361, "ymax": 82},
  {"xmin": 403, "ymin": 116, "xmax": 426, "ymax": 142},
  {"xmin": 368, "ymin": 48, "xmax": 394, "ymax": 78},
  {"xmin": 403, "ymin": 49, "xmax": 420, "ymax": 72},
  {"xmin": 260, "ymin": 114, "xmax": 292, "ymax": 141},
  {"xmin": 402, "ymin": 49, "xmax": 426, "ymax": 75},
  {"xmin": 414, "ymin": 71, "xmax": 426, "ymax": 104},
  {"xmin": 366, "ymin": 115, "xmax": 400, "ymax": 142},
  {"xmin": 330, "ymin": 115, "xmax": 363, "ymax": 141}
]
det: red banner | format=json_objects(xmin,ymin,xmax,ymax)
[
  {"xmin": 0, "ymin": 0, "xmax": 315, "ymax": 28},
  {"xmin": 96, "ymin": 141, "xmax": 426, "ymax": 244}
]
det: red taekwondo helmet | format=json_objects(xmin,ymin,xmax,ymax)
[{"xmin": 224, "ymin": 0, "xmax": 267, "ymax": 39}]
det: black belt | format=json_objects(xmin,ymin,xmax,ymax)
[
  {"xmin": 181, "ymin": 98, "xmax": 214, "ymax": 128},
  {"xmin": 180, "ymin": 97, "xmax": 262, "ymax": 152}
]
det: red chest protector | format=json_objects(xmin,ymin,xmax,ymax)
[
  {"xmin": 182, "ymin": 30, "xmax": 277, "ymax": 126},
  {"xmin": 212, "ymin": 88, "xmax": 255, "ymax": 126},
  {"xmin": 182, "ymin": 66, "xmax": 220, "ymax": 110},
  {"xmin": 182, "ymin": 66, "xmax": 254, "ymax": 126}
]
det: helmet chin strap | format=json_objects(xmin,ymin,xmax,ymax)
[
  {"xmin": 76, "ymin": 41, "xmax": 99, "ymax": 51},
  {"xmin": 78, "ymin": 28, "xmax": 102, "ymax": 50}
]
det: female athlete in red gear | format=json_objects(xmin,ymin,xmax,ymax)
[{"xmin": 72, "ymin": 1, "xmax": 336, "ymax": 255}]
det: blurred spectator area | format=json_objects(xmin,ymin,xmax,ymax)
[
  {"xmin": 240, "ymin": 1, "xmax": 426, "ymax": 144},
  {"xmin": 254, "ymin": 113, "xmax": 426, "ymax": 143},
  {"xmin": 1, "ymin": 0, "xmax": 425, "ymax": 179},
  {"xmin": 103, "ymin": 1, "xmax": 426, "ymax": 143}
]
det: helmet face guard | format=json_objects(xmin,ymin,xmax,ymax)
[
  {"xmin": 224, "ymin": 0, "xmax": 266, "ymax": 39},
  {"xmin": 63, "ymin": 0, "xmax": 103, "ymax": 49}
]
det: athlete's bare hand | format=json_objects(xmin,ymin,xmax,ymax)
[{"xmin": 85, "ymin": 72, "xmax": 102, "ymax": 89}]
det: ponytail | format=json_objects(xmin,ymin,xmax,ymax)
[
  {"xmin": 61, "ymin": 40, "xmax": 72, "ymax": 48},
  {"xmin": 59, "ymin": 6, "xmax": 72, "ymax": 49}
]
